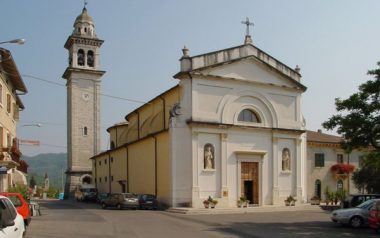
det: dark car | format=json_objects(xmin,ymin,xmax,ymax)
[
  {"xmin": 138, "ymin": 194, "xmax": 158, "ymax": 210},
  {"xmin": 101, "ymin": 193, "xmax": 139, "ymax": 210},
  {"xmin": 96, "ymin": 193, "xmax": 109, "ymax": 204},
  {"xmin": 343, "ymin": 194, "xmax": 380, "ymax": 208}
]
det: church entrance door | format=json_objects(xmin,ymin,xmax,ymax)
[{"xmin": 241, "ymin": 162, "xmax": 259, "ymax": 205}]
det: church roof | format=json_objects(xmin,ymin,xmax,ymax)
[
  {"xmin": 74, "ymin": 7, "xmax": 94, "ymax": 26},
  {"xmin": 175, "ymin": 43, "xmax": 306, "ymax": 92}
]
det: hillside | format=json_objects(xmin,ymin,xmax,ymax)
[{"xmin": 22, "ymin": 153, "xmax": 67, "ymax": 189}]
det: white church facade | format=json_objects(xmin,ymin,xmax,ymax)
[{"xmin": 169, "ymin": 37, "xmax": 308, "ymax": 207}]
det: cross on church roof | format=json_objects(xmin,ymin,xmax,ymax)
[
  {"xmin": 241, "ymin": 17, "xmax": 254, "ymax": 36},
  {"xmin": 84, "ymin": 0, "xmax": 88, "ymax": 8}
]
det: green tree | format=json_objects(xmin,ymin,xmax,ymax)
[
  {"xmin": 322, "ymin": 62, "xmax": 380, "ymax": 151},
  {"xmin": 29, "ymin": 175, "xmax": 36, "ymax": 189},
  {"xmin": 323, "ymin": 62, "xmax": 380, "ymax": 193}
]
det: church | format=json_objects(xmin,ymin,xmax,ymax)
[{"xmin": 66, "ymin": 7, "xmax": 363, "ymax": 207}]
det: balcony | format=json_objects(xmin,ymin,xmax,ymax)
[{"xmin": 330, "ymin": 163, "xmax": 355, "ymax": 180}]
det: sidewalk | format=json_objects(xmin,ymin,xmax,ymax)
[{"xmin": 167, "ymin": 203, "xmax": 323, "ymax": 215}]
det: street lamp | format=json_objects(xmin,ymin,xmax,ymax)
[
  {"xmin": 21, "ymin": 123, "xmax": 42, "ymax": 127},
  {"xmin": 0, "ymin": 38, "xmax": 25, "ymax": 45}
]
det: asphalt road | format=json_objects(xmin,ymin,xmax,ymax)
[{"xmin": 27, "ymin": 199, "xmax": 378, "ymax": 238}]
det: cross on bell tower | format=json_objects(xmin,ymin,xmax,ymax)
[{"xmin": 241, "ymin": 17, "xmax": 254, "ymax": 45}]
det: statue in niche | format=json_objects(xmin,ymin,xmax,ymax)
[
  {"xmin": 282, "ymin": 148, "xmax": 291, "ymax": 171},
  {"xmin": 204, "ymin": 144, "xmax": 214, "ymax": 170}
]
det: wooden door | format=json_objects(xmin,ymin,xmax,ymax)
[{"xmin": 241, "ymin": 162, "xmax": 259, "ymax": 205}]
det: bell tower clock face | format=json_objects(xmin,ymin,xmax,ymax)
[{"xmin": 82, "ymin": 92, "xmax": 90, "ymax": 101}]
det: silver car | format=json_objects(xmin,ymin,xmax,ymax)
[{"xmin": 331, "ymin": 199, "xmax": 380, "ymax": 228}]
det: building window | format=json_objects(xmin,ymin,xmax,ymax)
[
  {"xmin": 315, "ymin": 153, "xmax": 325, "ymax": 167},
  {"xmin": 105, "ymin": 176, "xmax": 107, "ymax": 182},
  {"xmin": 110, "ymin": 157, "xmax": 113, "ymax": 163},
  {"xmin": 110, "ymin": 141, "xmax": 115, "ymax": 150},
  {"xmin": 111, "ymin": 176, "xmax": 114, "ymax": 182},
  {"xmin": 337, "ymin": 180, "xmax": 343, "ymax": 191},
  {"xmin": 238, "ymin": 109, "xmax": 260, "ymax": 123},
  {"xmin": 6, "ymin": 134, "xmax": 11, "ymax": 148},
  {"xmin": 99, "ymin": 177, "xmax": 102, "ymax": 183},
  {"xmin": 105, "ymin": 158, "xmax": 107, "ymax": 165},
  {"xmin": 0, "ymin": 84, "xmax": 3, "ymax": 105},
  {"xmin": 99, "ymin": 161, "xmax": 101, "ymax": 166},
  {"xmin": 314, "ymin": 179, "xmax": 321, "ymax": 198},
  {"xmin": 77, "ymin": 49, "xmax": 85, "ymax": 66},
  {"xmin": 337, "ymin": 154, "xmax": 343, "ymax": 164},
  {"xmin": 87, "ymin": 50, "xmax": 94, "ymax": 67},
  {"xmin": 6, "ymin": 94, "xmax": 11, "ymax": 113},
  {"xmin": 83, "ymin": 127, "xmax": 88, "ymax": 136}
]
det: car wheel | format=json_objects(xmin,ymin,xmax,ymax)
[
  {"xmin": 117, "ymin": 204, "xmax": 122, "ymax": 210},
  {"xmin": 349, "ymin": 216, "xmax": 363, "ymax": 228},
  {"xmin": 101, "ymin": 203, "xmax": 107, "ymax": 209}
]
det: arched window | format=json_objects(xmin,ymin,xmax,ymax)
[
  {"xmin": 87, "ymin": 50, "xmax": 94, "ymax": 67},
  {"xmin": 238, "ymin": 109, "xmax": 260, "ymax": 123},
  {"xmin": 110, "ymin": 141, "xmax": 116, "ymax": 150},
  {"xmin": 83, "ymin": 126, "xmax": 88, "ymax": 136},
  {"xmin": 77, "ymin": 49, "xmax": 85, "ymax": 66},
  {"xmin": 314, "ymin": 179, "xmax": 321, "ymax": 198}
]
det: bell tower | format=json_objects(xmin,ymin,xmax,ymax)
[{"xmin": 62, "ymin": 6, "xmax": 105, "ymax": 198}]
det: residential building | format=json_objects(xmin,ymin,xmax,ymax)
[{"xmin": 0, "ymin": 48, "xmax": 28, "ymax": 192}]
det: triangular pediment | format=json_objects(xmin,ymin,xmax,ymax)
[{"xmin": 196, "ymin": 57, "xmax": 304, "ymax": 90}]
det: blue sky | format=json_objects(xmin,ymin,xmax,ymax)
[{"xmin": 1, "ymin": 0, "xmax": 380, "ymax": 156}]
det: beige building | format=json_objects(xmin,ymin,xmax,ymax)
[
  {"xmin": 0, "ymin": 48, "xmax": 28, "ymax": 192},
  {"xmin": 306, "ymin": 130, "xmax": 363, "ymax": 200},
  {"xmin": 92, "ymin": 27, "xmax": 311, "ymax": 207}
]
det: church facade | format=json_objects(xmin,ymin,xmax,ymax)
[{"xmin": 92, "ymin": 29, "xmax": 311, "ymax": 207}]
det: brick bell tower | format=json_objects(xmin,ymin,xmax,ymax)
[{"xmin": 62, "ymin": 6, "xmax": 105, "ymax": 198}]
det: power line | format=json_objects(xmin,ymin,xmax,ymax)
[{"xmin": 22, "ymin": 74, "xmax": 150, "ymax": 104}]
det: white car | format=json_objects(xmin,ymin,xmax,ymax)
[
  {"xmin": 331, "ymin": 199, "xmax": 380, "ymax": 228},
  {"xmin": 0, "ymin": 195, "xmax": 25, "ymax": 238}
]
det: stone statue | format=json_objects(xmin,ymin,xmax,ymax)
[
  {"xmin": 282, "ymin": 148, "xmax": 291, "ymax": 171},
  {"xmin": 204, "ymin": 144, "xmax": 214, "ymax": 170}
]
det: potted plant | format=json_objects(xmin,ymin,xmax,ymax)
[
  {"xmin": 237, "ymin": 196, "xmax": 249, "ymax": 208},
  {"xmin": 210, "ymin": 199, "xmax": 218, "ymax": 208},
  {"xmin": 310, "ymin": 196, "xmax": 320, "ymax": 205},
  {"xmin": 203, "ymin": 199, "xmax": 210, "ymax": 208},
  {"xmin": 285, "ymin": 195, "xmax": 296, "ymax": 206}
]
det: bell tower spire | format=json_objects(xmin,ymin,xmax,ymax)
[{"xmin": 62, "ymin": 6, "xmax": 105, "ymax": 198}]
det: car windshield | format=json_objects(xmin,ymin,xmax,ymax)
[
  {"xmin": 356, "ymin": 199, "xmax": 374, "ymax": 209},
  {"xmin": 7, "ymin": 195, "xmax": 21, "ymax": 207}
]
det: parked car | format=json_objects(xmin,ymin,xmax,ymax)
[
  {"xmin": 369, "ymin": 199, "xmax": 380, "ymax": 232},
  {"xmin": 343, "ymin": 194, "xmax": 380, "ymax": 208},
  {"xmin": 138, "ymin": 194, "xmax": 158, "ymax": 210},
  {"xmin": 101, "ymin": 193, "xmax": 139, "ymax": 210},
  {"xmin": 0, "ymin": 192, "xmax": 31, "ymax": 227},
  {"xmin": 75, "ymin": 184, "xmax": 98, "ymax": 202},
  {"xmin": 96, "ymin": 193, "xmax": 109, "ymax": 204},
  {"xmin": 0, "ymin": 195, "xmax": 25, "ymax": 238},
  {"xmin": 331, "ymin": 199, "xmax": 380, "ymax": 228}
]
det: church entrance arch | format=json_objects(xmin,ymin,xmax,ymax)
[{"xmin": 80, "ymin": 174, "xmax": 92, "ymax": 184}]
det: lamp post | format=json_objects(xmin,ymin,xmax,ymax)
[{"xmin": 0, "ymin": 38, "xmax": 25, "ymax": 45}]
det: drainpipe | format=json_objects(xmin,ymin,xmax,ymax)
[
  {"xmin": 108, "ymin": 153, "xmax": 111, "ymax": 193},
  {"xmin": 126, "ymin": 146, "xmax": 129, "ymax": 193}
]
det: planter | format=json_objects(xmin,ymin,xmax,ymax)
[
  {"xmin": 310, "ymin": 199, "xmax": 320, "ymax": 205},
  {"xmin": 210, "ymin": 203, "xmax": 215, "ymax": 209},
  {"xmin": 203, "ymin": 202, "xmax": 210, "ymax": 208},
  {"xmin": 285, "ymin": 200, "xmax": 290, "ymax": 206}
]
